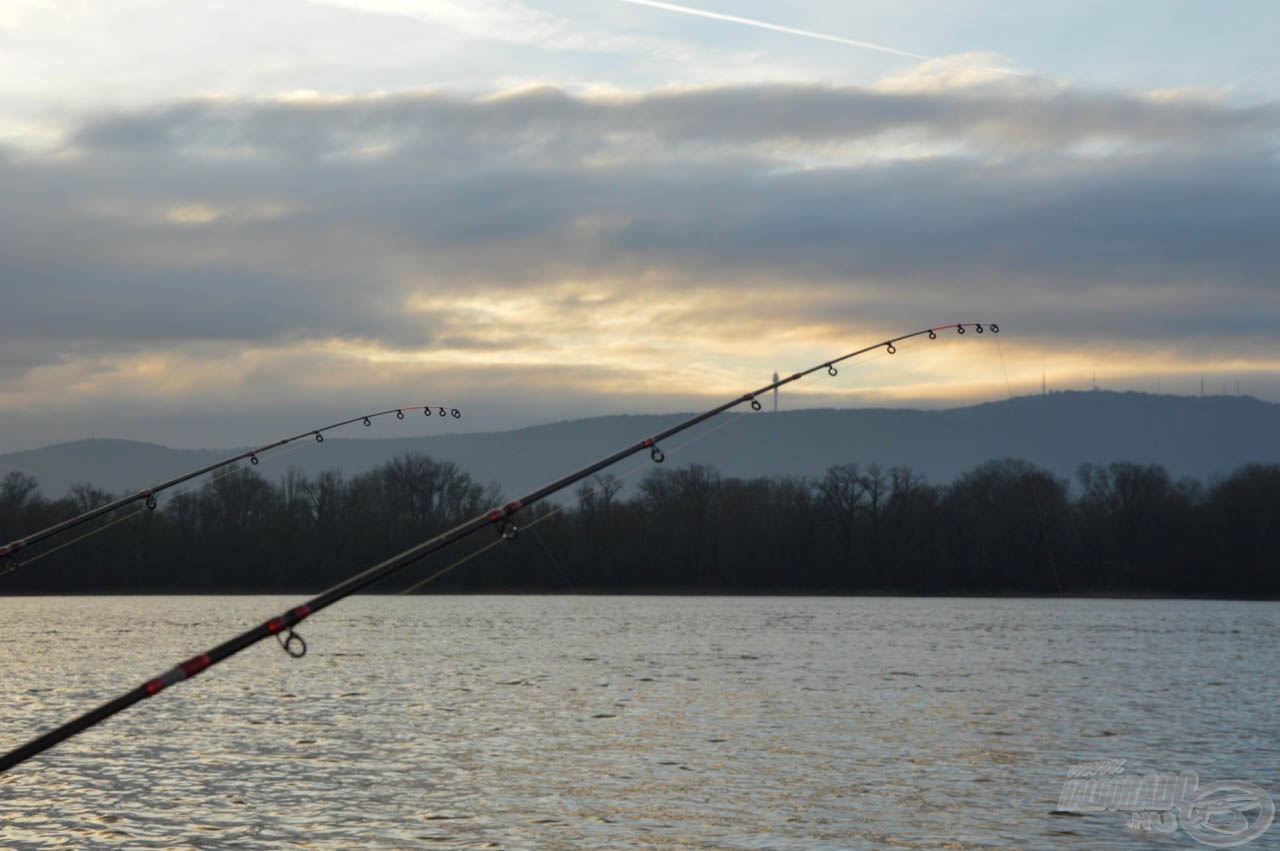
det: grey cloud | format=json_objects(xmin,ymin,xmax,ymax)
[
  {"xmin": 340, "ymin": 149, "xmax": 1280, "ymax": 304},
  {"xmin": 2, "ymin": 82, "xmax": 1276, "ymax": 374},
  {"xmin": 0, "ymin": 263, "xmax": 419, "ymax": 345},
  {"xmin": 69, "ymin": 84, "xmax": 1279, "ymax": 161}
]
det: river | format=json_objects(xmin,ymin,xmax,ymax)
[{"xmin": 1, "ymin": 595, "xmax": 1276, "ymax": 849}]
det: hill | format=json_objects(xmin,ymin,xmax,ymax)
[{"xmin": 2, "ymin": 391, "xmax": 1277, "ymax": 500}]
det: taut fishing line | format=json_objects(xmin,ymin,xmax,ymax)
[
  {"xmin": 0, "ymin": 323, "xmax": 994, "ymax": 774},
  {"xmin": 0, "ymin": 404, "xmax": 462, "ymax": 578},
  {"xmin": 993, "ymin": 335, "xmax": 1064, "ymax": 594},
  {"xmin": 8, "ymin": 444, "xmax": 313, "ymax": 573},
  {"xmin": 2, "ymin": 505, "xmax": 151, "ymax": 572},
  {"xmin": 392, "ymin": 366, "xmax": 869, "ymax": 594},
  {"xmin": 468, "ymin": 329, "xmax": 988, "ymax": 594},
  {"xmin": 398, "ymin": 536, "xmax": 508, "ymax": 596}
]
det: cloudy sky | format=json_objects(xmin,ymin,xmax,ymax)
[{"xmin": 2, "ymin": 1, "xmax": 1277, "ymax": 451}]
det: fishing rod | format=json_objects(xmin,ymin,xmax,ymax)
[
  {"xmin": 0, "ymin": 404, "xmax": 462, "ymax": 577},
  {"xmin": 0, "ymin": 322, "xmax": 995, "ymax": 774}
]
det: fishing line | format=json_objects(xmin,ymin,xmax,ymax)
[
  {"xmin": 429, "ymin": 416, "xmax": 749, "ymax": 592},
  {"xmin": 138, "ymin": 442, "xmax": 297, "ymax": 511},
  {"xmin": 529, "ymin": 525, "xmax": 577, "ymax": 593},
  {"xmin": 147, "ymin": 436, "xmax": 326, "ymax": 512},
  {"xmin": 393, "ymin": 452, "xmax": 659, "ymax": 596},
  {"xmin": 397, "ymin": 536, "xmax": 507, "ymax": 596},
  {"xmin": 0, "ymin": 404, "xmax": 461, "ymax": 577},
  {"xmin": 392, "ymin": 449, "xmax": 706, "ymax": 596},
  {"xmin": 0, "ymin": 505, "xmax": 152, "ymax": 573},
  {"xmin": 994, "ymin": 335, "xmax": 1063, "ymax": 595},
  {"xmin": 0, "ymin": 323, "xmax": 993, "ymax": 774},
  {"xmin": 7, "ymin": 442, "xmax": 335, "ymax": 576},
  {"xmin": 11, "ymin": 442, "xmax": 318, "ymax": 573},
  {"xmin": 395, "ymin": 472, "xmax": 634, "ymax": 596},
  {"xmin": 394, "ymin": 506, "xmax": 581, "ymax": 596},
  {"xmin": 402, "ymin": 331, "xmax": 964, "ymax": 596}
]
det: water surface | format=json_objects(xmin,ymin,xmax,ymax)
[{"xmin": 1, "ymin": 596, "xmax": 1276, "ymax": 849}]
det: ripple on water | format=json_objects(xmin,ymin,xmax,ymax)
[{"xmin": 0, "ymin": 596, "xmax": 1277, "ymax": 850}]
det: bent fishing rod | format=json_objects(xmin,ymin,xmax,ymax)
[
  {"xmin": 0, "ymin": 322, "xmax": 996, "ymax": 774},
  {"xmin": 0, "ymin": 404, "xmax": 462, "ymax": 576}
]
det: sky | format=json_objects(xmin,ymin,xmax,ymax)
[{"xmin": 1, "ymin": 0, "xmax": 1277, "ymax": 451}]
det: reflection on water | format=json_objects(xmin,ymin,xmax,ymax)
[{"xmin": 0, "ymin": 596, "xmax": 1277, "ymax": 849}]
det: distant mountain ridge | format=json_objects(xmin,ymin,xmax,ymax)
[{"xmin": 3, "ymin": 391, "xmax": 1278, "ymax": 501}]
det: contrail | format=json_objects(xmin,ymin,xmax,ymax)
[
  {"xmin": 614, "ymin": 0, "xmax": 931, "ymax": 62},
  {"xmin": 613, "ymin": 0, "xmax": 1033, "ymax": 77}
]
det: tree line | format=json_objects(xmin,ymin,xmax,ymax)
[{"xmin": 0, "ymin": 454, "xmax": 1276, "ymax": 595}]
